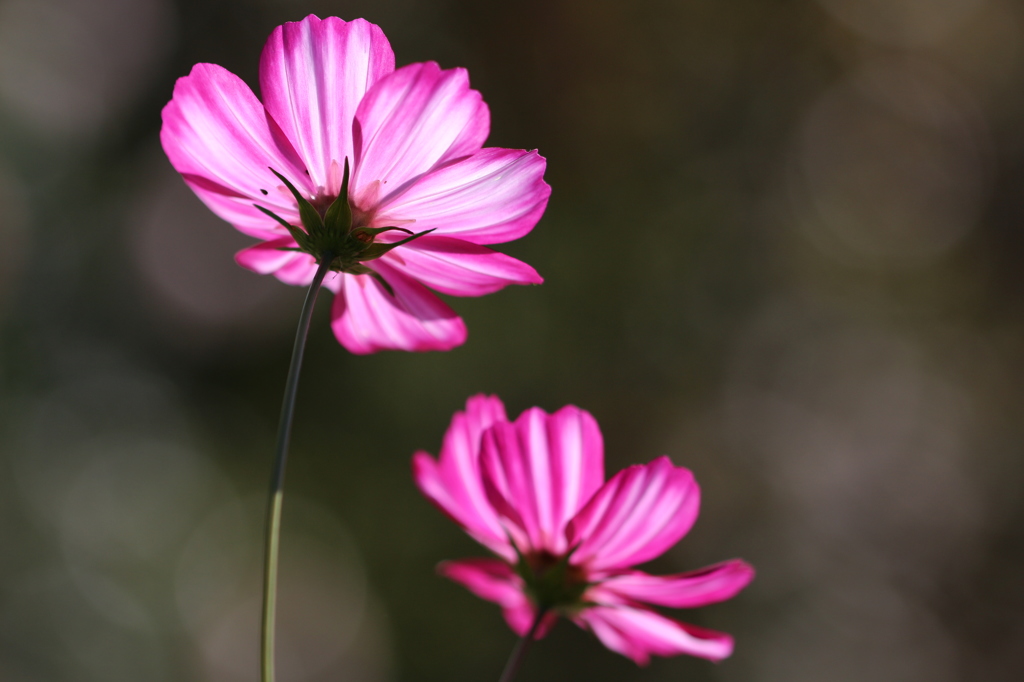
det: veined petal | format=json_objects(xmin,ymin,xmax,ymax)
[
  {"xmin": 330, "ymin": 261, "xmax": 466, "ymax": 353},
  {"xmin": 160, "ymin": 62, "xmax": 310, "ymax": 233},
  {"xmin": 273, "ymin": 252, "xmax": 323, "ymax": 286},
  {"xmin": 181, "ymin": 178, "xmax": 295, "ymax": 241},
  {"xmin": 566, "ymin": 457, "xmax": 700, "ymax": 572},
  {"xmin": 576, "ymin": 605, "xmax": 734, "ymax": 664},
  {"xmin": 599, "ymin": 561, "xmax": 755, "ymax": 609},
  {"xmin": 234, "ymin": 237, "xmax": 299, "ymax": 274},
  {"xmin": 439, "ymin": 558, "xmax": 556, "ymax": 637},
  {"xmin": 235, "ymin": 238, "xmax": 341, "ymax": 289},
  {"xmin": 259, "ymin": 15, "xmax": 395, "ymax": 191},
  {"xmin": 480, "ymin": 406, "xmax": 605, "ymax": 555},
  {"xmin": 352, "ymin": 62, "xmax": 489, "ymax": 206},
  {"xmin": 234, "ymin": 240, "xmax": 325, "ymax": 287},
  {"xmin": 385, "ymin": 235, "xmax": 542, "ymax": 297},
  {"xmin": 412, "ymin": 395, "xmax": 514, "ymax": 561},
  {"xmin": 439, "ymin": 558, "xmax": 523, "ymax": 607},
  {"xmin": 374, "ymin": 147, "xmax": 550, "ymax": 245}
]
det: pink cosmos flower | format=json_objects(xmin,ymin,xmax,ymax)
[
  {"xmin": 160, "ymin": 15, "xmax": 548, "ymax": 353},
  {"xmin": 413, "ymin": 395, "xmax": 755, "ymax": 665}
]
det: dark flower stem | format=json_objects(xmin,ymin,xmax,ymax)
[
  {"xmin": 498, "ymin": 607, "xmax": 550, "ymax": 682},
  {"xmin": 261, "ymin": 252, "xmax": 333, "ymax": 682}
]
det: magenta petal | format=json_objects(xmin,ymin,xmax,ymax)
[
  {"xmin": 352, "ymin": 61, "xmax": 489, "ymax": 204},
  {"xmin": 412, "ymin": 395, "xmax": 514, "ymax": 561},
  {"xmin": 259, "ymin": 16, "xmax": 395, "ymax": 190},
  {"xmin": 438, "ymin": 558, "xmax": 524, "ymax": 608},
  {"xmin": 600, "ymin": 560, "xmax": 755, "ymax": 609},
  {"xmin": 439, "ymin": 558, "xmax": 557, "ymax": 637},
  {"xmin": 374, "ymin": 148, "xmax": 550, "ymax": 245},
  {"xmin": 577, "ymin": 605, "xmax": 734, "ymax": 664},
  {"xmin": 181, "ymin": 177, "xmax": 293, "ymax": 240},
  {"xmin": 234, "ymin": 237, "xmax": 299, "ymax": 274},
  {"xmin": 160, "ymin": 63, "xmax": 309, "ymax": 235},
  {"xmin": 235, "ymin": 239, "xmax": 328, "ymax": 286},
  {"xmin": 566, "ymin": 456, "xmax": 700, "ymax": 572},
  {"xmin": 386, "ymin": 235, "xmax": 542, "ymax": 296},
  {"xmin": 480, "ymin": 406, "xmax": 605, "ymax": 555},
  {"xmin": 329, "ymin": 262, "xmax": 467, "ymax": 353}
]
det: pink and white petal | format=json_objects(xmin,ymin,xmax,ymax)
[
  {"xmin": 236, "ymin": 239, "xmax": 324, "ymax": 287},
  {"xmin": 438, "ymin": 559, "xmax": 556, "ymax": 638},
  {"xmin": 269, "ymin": 250, "xmax": 322, "ymax": 286},
  {"xmin": 160, "ymin": 63, "xmax": 310, "ymax": 225},
  {"xmin": 413, "ymin": 455, "xmax": 514, "ymax": 561},
  {"xmin": 235, "ymin": 237, "xmax": 300, "ymax": 275},
  {"xmin": 576, "ymin": 605, "xmax": 734, "ymax": 664},
  {"xmin": 600, "ymin": 561, "xmax": 755, "ymax": 609},
  {"xmin": 352, "ymin": 62, "xmax": 489, "ymax": 203},
  {"xmin": 385, "ymin": 236, "xmax": 542, "ymax": 297},
  {"xmin": 566, "ymin": 457, "xmax": 700, "ymax": 572},
  {"xmin": 329, "ymin": 262, "xmax": 466, "ymax": 353},
  {"xmin": 480, "ymin": 406, "xmax": 605, "ymax": 555},
  {"xmin": 412, "ymin": 396, "xmax": 515, "ymax": 559},
  {"xmin": 181, "ymin": 177, "xmax": 294, "ymax": 241},
  {"xmin": 374, "ymin": 147, "xmax": 550, "ymax": 245},
  {"xmin": 438, "ymin": 558, "xmax": 524, "ymax": 608},
  {"xmin": 322, "ymin": 270, "xmax": 344, "ymax": 293},
  {"xmin": 259, "ymin": 16, "xmax": 395, "ymax": 190}
]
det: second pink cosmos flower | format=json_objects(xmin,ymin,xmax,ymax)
[
  {"xmin": 414, "ymin": 395, "xmax": 755, "ymax": 665},
  {"xmin": 161, "ymin": 15, "xmax": 548, "ymax": 353}
]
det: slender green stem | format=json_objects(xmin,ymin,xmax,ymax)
[
  {"xmin": 498, "ymin": 607, "xmax": 549, "ymax": 682},
  {"xmin": 261, "ymin": 253, "xmax": 333, "ymax": 682}
]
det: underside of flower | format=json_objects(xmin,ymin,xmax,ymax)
[
  {"xmin": 415, "ymin": 396, "xmax": 754, "ymax": 664},
  {"xmin": 256, "ymin": 157, "xmax": 436, "ymax": 286},
  {"xmin": 254, "ymin": 158, "xmax": 434, "ymax": 289},
  {"xmin": 514, "ymin": 546, "xmax": 591, "ymax": 612},
  {"xmin": 161, "ymin": 15, "xmax": 549, "ymax": 353}
]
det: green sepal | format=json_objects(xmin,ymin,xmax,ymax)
[
  {"xmin": 253, "ymin": 204, "xmax": 312, "ymax": 252},
  {"xmin": 323, "ymin": 158, "xmax": 353, "ymax": 237},
  {"xmin": 268, "ymin": 167, "xmax": 324, "ymax": 237},
  {"xmin": 345, "ymin": 264, "xmax": 395, "ymax": 297},
  {"xmin": 514, "ymin": 542, "xmax": 587, "ymax": 611},
  {"xmin": 369, "ymin": 271, "xmax": 395, "ymax": 298},
  {"xmin": 357, "ymin": 228, "xmax": 437, "ymax": 261},
  {"xmin": 350, "ymin": 226, "xmax": 414, "ymax": 242},
  {"xmin": 345, "ymin": 263, "xmax": 374, "ymax": 275}
]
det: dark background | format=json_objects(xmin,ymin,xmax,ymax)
[{"xmin": 1, "ymin": 0, "xmax": 1023, "ymax": 680}]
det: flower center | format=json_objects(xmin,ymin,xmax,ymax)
[
  {"xmin": 253, "ymin": 161, "xmax": 433, "ymax": 289},
  {"xmin": 517, "ymin": 550, "xmax": 590, "ymax": 611}
]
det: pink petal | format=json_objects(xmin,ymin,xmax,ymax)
[
  {"xmin": 259, "ymin": 16, "xmax": 395, "ymax": 191},
  {"xmin": 438, "ymin": 558, "xmax": 524, "ymax": 607},
  {"xmin": 329, "ymin": 261, "xmax": 466, "ymax": 353},
  {"xmin": 480, "ymin": 406, "xmax": 605, "ymax": 555},
  {"xmin": 181, "ymin": 177, "xmax": 292, "ymax": 241},
  {"xmin": 160, "ymin": 62, "xmax": 309, "ymax": 238},
  {"xmin": 599, "ymin": 560, "xmax": 755, "ymax": 609},
  {"xmin": 412, "ymin": 395, "xmax": 515, "ymax": 561},
  {"xmin": 576, "ymin": 605, "xmax": 734, "ymax": 664},
  {"xmin": 234, "ymin": 239, "xmax": 324, "ymax": 286},
  {"xmin": 351, "ymin": 62, "xmax": 489, "ymax": 206},
  {"xmin": 384, "ymin": 235, "xmax": 542, "ymax": 296},
  {"xmin": 374, "ymin": 147, "xmax": 550, "ymax": 245},
  {"xmin": 566, "ymin": 457, "xmax": 700, "ymax": 573},
  {"xmin": 234, "ymin": 237, "xmax": 300, "ymax": 274},
  {"xmin": 439, "ymin": 558, "xmax": 557, "ymax": 638}
]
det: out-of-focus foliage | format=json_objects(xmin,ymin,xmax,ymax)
[{"xmin": 2, "ymin": 0, "xmax": 1023, "ymax": 680}]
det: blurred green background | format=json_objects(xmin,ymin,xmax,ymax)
[{"xmin": 2, "ymin": 0, "xmax": 1024, "ymax": 680}]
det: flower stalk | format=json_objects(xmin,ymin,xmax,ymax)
[
  {"xmin": 497, "ymin": 607, "xmax": 549, "ymax": 682},
  {"xmin": 261, "ymin": 251, "xmax": 334, "ymax": 682}
]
